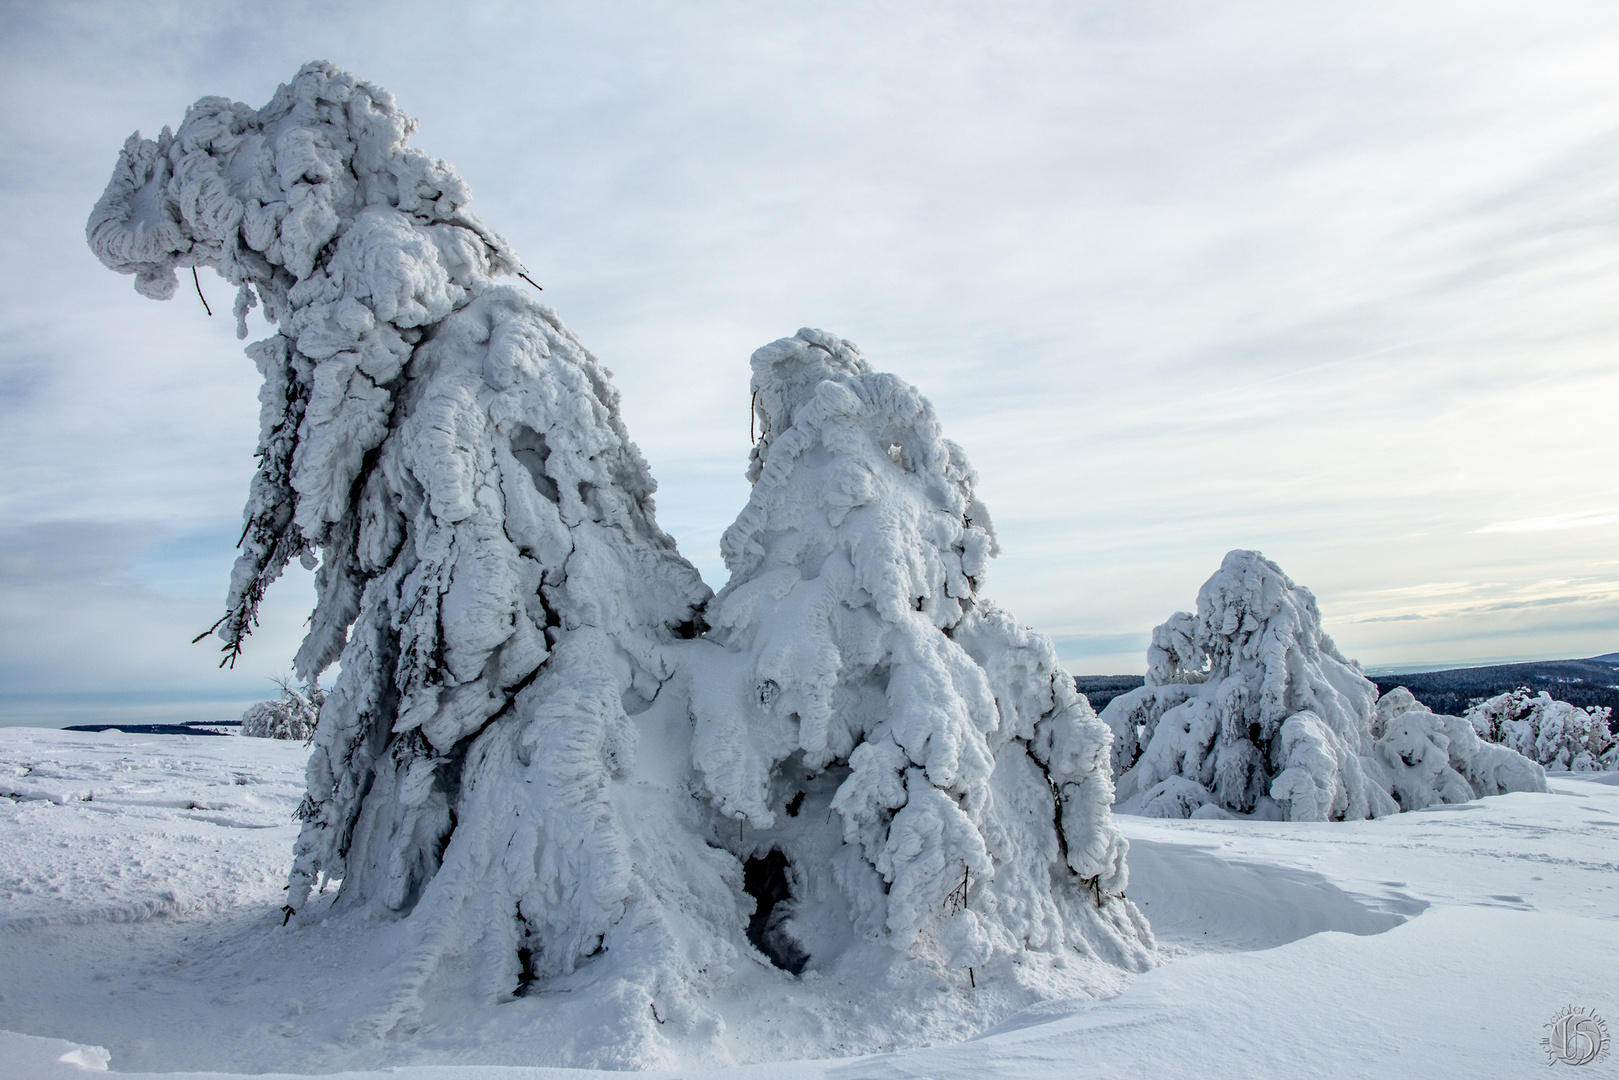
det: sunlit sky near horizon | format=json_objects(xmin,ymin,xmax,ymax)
[{"xmin": 1, "ymin": 1, "xmax": 1615, "ymax": 726}]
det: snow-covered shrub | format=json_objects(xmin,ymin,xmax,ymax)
[
  {"xmin": 88, "ymin": 64, "xmax": 1151, "ymax": 1055},
  {"xmin": 240, "ymin": 681, "xmax": 324, "ymax": 740},
  {"xmin": 683, "ymin": 329, "xmax": 1152, "ymax": 978},
  {"xmin": 1374, "ymin": 687, "xmax": 1548, "ymax": 800},
  {"xmin": 1465, "ymin": 688, "xmax": 1617, "ymax": 772},
  {"xmin": 1101, "ymin": 551, "xmax": 1547, "ymax": 820}
]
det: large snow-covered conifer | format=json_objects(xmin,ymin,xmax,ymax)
[
  {"xmin": 1102, "ymin": 551, "xmax": 1546, "ymax": 820},
  {"xmin": 87, "ymin": 64, "xmax": 1150, "ymax": 1060},
  {"xmin": 87, "ymin": 62, "xmax": 726, "ymax": 1037},
  {"xmin": 683, "ymin": 329, "xmax": 1151, "ymax": 979}
]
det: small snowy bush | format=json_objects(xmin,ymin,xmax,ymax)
[
  {"xmin": 240, "ymin": 680, "xmax": 324, "ymax": 740},
  {"xmin": 1101, "ymin": 551, "xmax": 1547, "ymax": 820},
  {"xmin": 1465, "ymin": 688, "xmax": 1617, "ymax": 772}
]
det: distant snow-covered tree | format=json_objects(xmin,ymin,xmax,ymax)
[
  {"xmin": 240, "ymin": 679, "xmax": 324, "ymax": 740},
  {"xmin": 1465, "ymin": 688, "xmax": 1617, "ymax": 772},
  {"xmin": 1371, "ymin": 686, "xmax": 1548, "ymax": 805},
  {"xmin": 1101, "ymin": 551, "xmax": 1547, "ymax": 820},
  {"xmin": 683, "ymin": 329, "xmax": 1152, "ymax": 981}
]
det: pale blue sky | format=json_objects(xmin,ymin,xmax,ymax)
[{"xmin": 1, "ymin": 1, "xmax": 1615, "ymax": 724}]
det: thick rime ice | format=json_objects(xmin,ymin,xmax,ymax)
[
  {"xmin": 88, "ymin": 65, "xmax": 1149, "ymax": 1059},
  {"xmin": 684, "ymin": 329, "xmax": 1151, "ymax": 977},
  {"xmin": 1103, "ymin": 551, "xmax": 1547, "ymax": 821},
  {"xmin": 1465, "ymin": 689, "xmax": 1617, "ymax": 772}
]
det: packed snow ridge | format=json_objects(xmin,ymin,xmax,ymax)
[
  {"xmin": 86, "ymin": 61, "xmax": 1150, "ymax": 1062},
  {"xmin": 1102, "ymin": 550, "xmax": 1548, "ymax": 821}
]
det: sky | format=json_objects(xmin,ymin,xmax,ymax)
[{"xmin": 1, "ymin": 1, "xmax": 1615, "ymax": 726}]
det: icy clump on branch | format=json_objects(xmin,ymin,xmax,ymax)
[
  {"xmin": 87, "ymin": 63, "xmax": 731, "ymax": 1050},
  {"xmin": 1464, "ymin": 688, "xmax": 1617, "ymax": 772},
  {"xmin": 683, "ymin": 329, "xmax": 1151, "ymax": 980},
  {"xmin": 240, "ymin": 681, "xmax": 324, "ymax": 740},
  {"xmin": 1101, "ymin": 551, "xmax": 1547, "ymax": 821}
]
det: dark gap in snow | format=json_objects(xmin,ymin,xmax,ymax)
[
  {"xmin": 784, "ymin": 791, "xmax": 805, "ymax": 818},
  {"xmin": 669, "ymin": 616, "xmax": 704, "ymax": 640},
  {"xmin": 515, "ymin": 945, "xmax": 536, "ymax": 997},
  {"xmin": 510, "ymin": 424, "xmax": 559, "ymax": 504},
  {"xmin": 742, "ymin": 850, "xmax": 809, "ymax": 975}
]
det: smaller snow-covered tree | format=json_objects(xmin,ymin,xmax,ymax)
[
  {"xmin": 1371, "ymin": 687, "xmax": 1547, "ymax": 806},
  {"xmin": 1466, "ymin": 688, "xmax": 1617, "ymax": 772},
  {"xmin": 1101, "ymin": 551, "xmax": 1547, "ymax": 821},
  {"xmin": 240, "ymin": 678, "xmax": 325, "ymax": 740},
  {"xmin": 684, "ymin": 328, "xmax": 1151, "ymax": 983},
  {"xmin": 1101, "ymin": 550, "xmax": 1397, "ymax": 821}
]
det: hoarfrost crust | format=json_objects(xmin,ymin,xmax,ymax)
[
  {"xmin": 87, "ymin": 61, "xmax": 528, "ymax": 663},
  {"xmin": 1104, "ymin": 550, "xmax": 1548, "ymax": 820}
]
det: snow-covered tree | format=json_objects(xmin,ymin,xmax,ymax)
[
  {"xmin": 1101, "ymin": 551, "xmax": 1546, "ymax": 820},
  {"xmin": 1371, "ymin": 686, "xmax": 1548, "ymax": 805},
  {"xmin": 88, "ymin": 63, "xmax": 722, "ymax": 1038},
  {"xmin": 240, "ymin": 679, "xmax": 324, "ymax": 740},
  {"xmin": 87, "ymin": 64, "xmax": 1150, "ymax": 1056},
  {"xmin": 1465, "ymin": 688, "xmax": 1617, "ymax": 772},
  {"xmin": 683, "ymin": 329, "xmax": 1152, "ymax": 981}
]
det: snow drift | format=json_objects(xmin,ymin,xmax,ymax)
[
  {"xmin": 87, "ymin": 63, "xmax": 1150, "ymax": 1062},
  {"xmin": 1102, "ymin": 551, "xmax": 1547, "ymax": 820}
]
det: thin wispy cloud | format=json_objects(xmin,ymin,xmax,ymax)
[{"xmin": 1474, "ymin": 508, "xmax": 1619, "ymax": 534}]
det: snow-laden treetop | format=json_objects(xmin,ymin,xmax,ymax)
[{"xmin": 87, "ymin": 60, "xmax": 539, "ymax": 665}]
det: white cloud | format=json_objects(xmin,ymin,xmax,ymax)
[
  {"xmin": 0, "ymin": 1, "xmax": 1615, "ymax": 714},
  {"xmin": 1475, "ymin": 508, "xmax": 1619, "ymax": 534}
]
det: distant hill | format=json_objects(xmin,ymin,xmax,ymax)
[
  {"xmin": 1071, "ymin": 675, "xmax": 1146, "ymax": 712},
  {"xmin": 1369, "ymin": 656, "xmax": 1619, "ymax": 722},
  {"xmin": 1073, "ymin": 654, "xmax": 1619, "ymax": 726},
  {"xmin": 63, "ymin": 720, "xmax": 240, "ymax": 737}
]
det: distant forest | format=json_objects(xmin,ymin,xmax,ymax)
[{"xmin": 1074, "ymin": 654, "xmax": 1619, "ymax": 730}]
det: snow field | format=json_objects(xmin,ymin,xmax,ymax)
[{"xmin": 3, "ymin": 729, "xmax": 1615, "ymax": 1079}]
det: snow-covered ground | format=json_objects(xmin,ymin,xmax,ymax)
[{"xmin": 3, "ymin": 727, "xmax": 1615, "ymax": 1079}]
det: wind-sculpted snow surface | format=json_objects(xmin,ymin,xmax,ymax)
[
  {"xmin": 1102, "ymin": 551, "xmax": 1547, "ymax": 821},
  {"xmin": 87, "ymin": 66, "xmax": 1150, "ymax": 1065},
  {"xmin": 685, "ymin": 329, "xmax": 1151, "ymax": 981}
]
